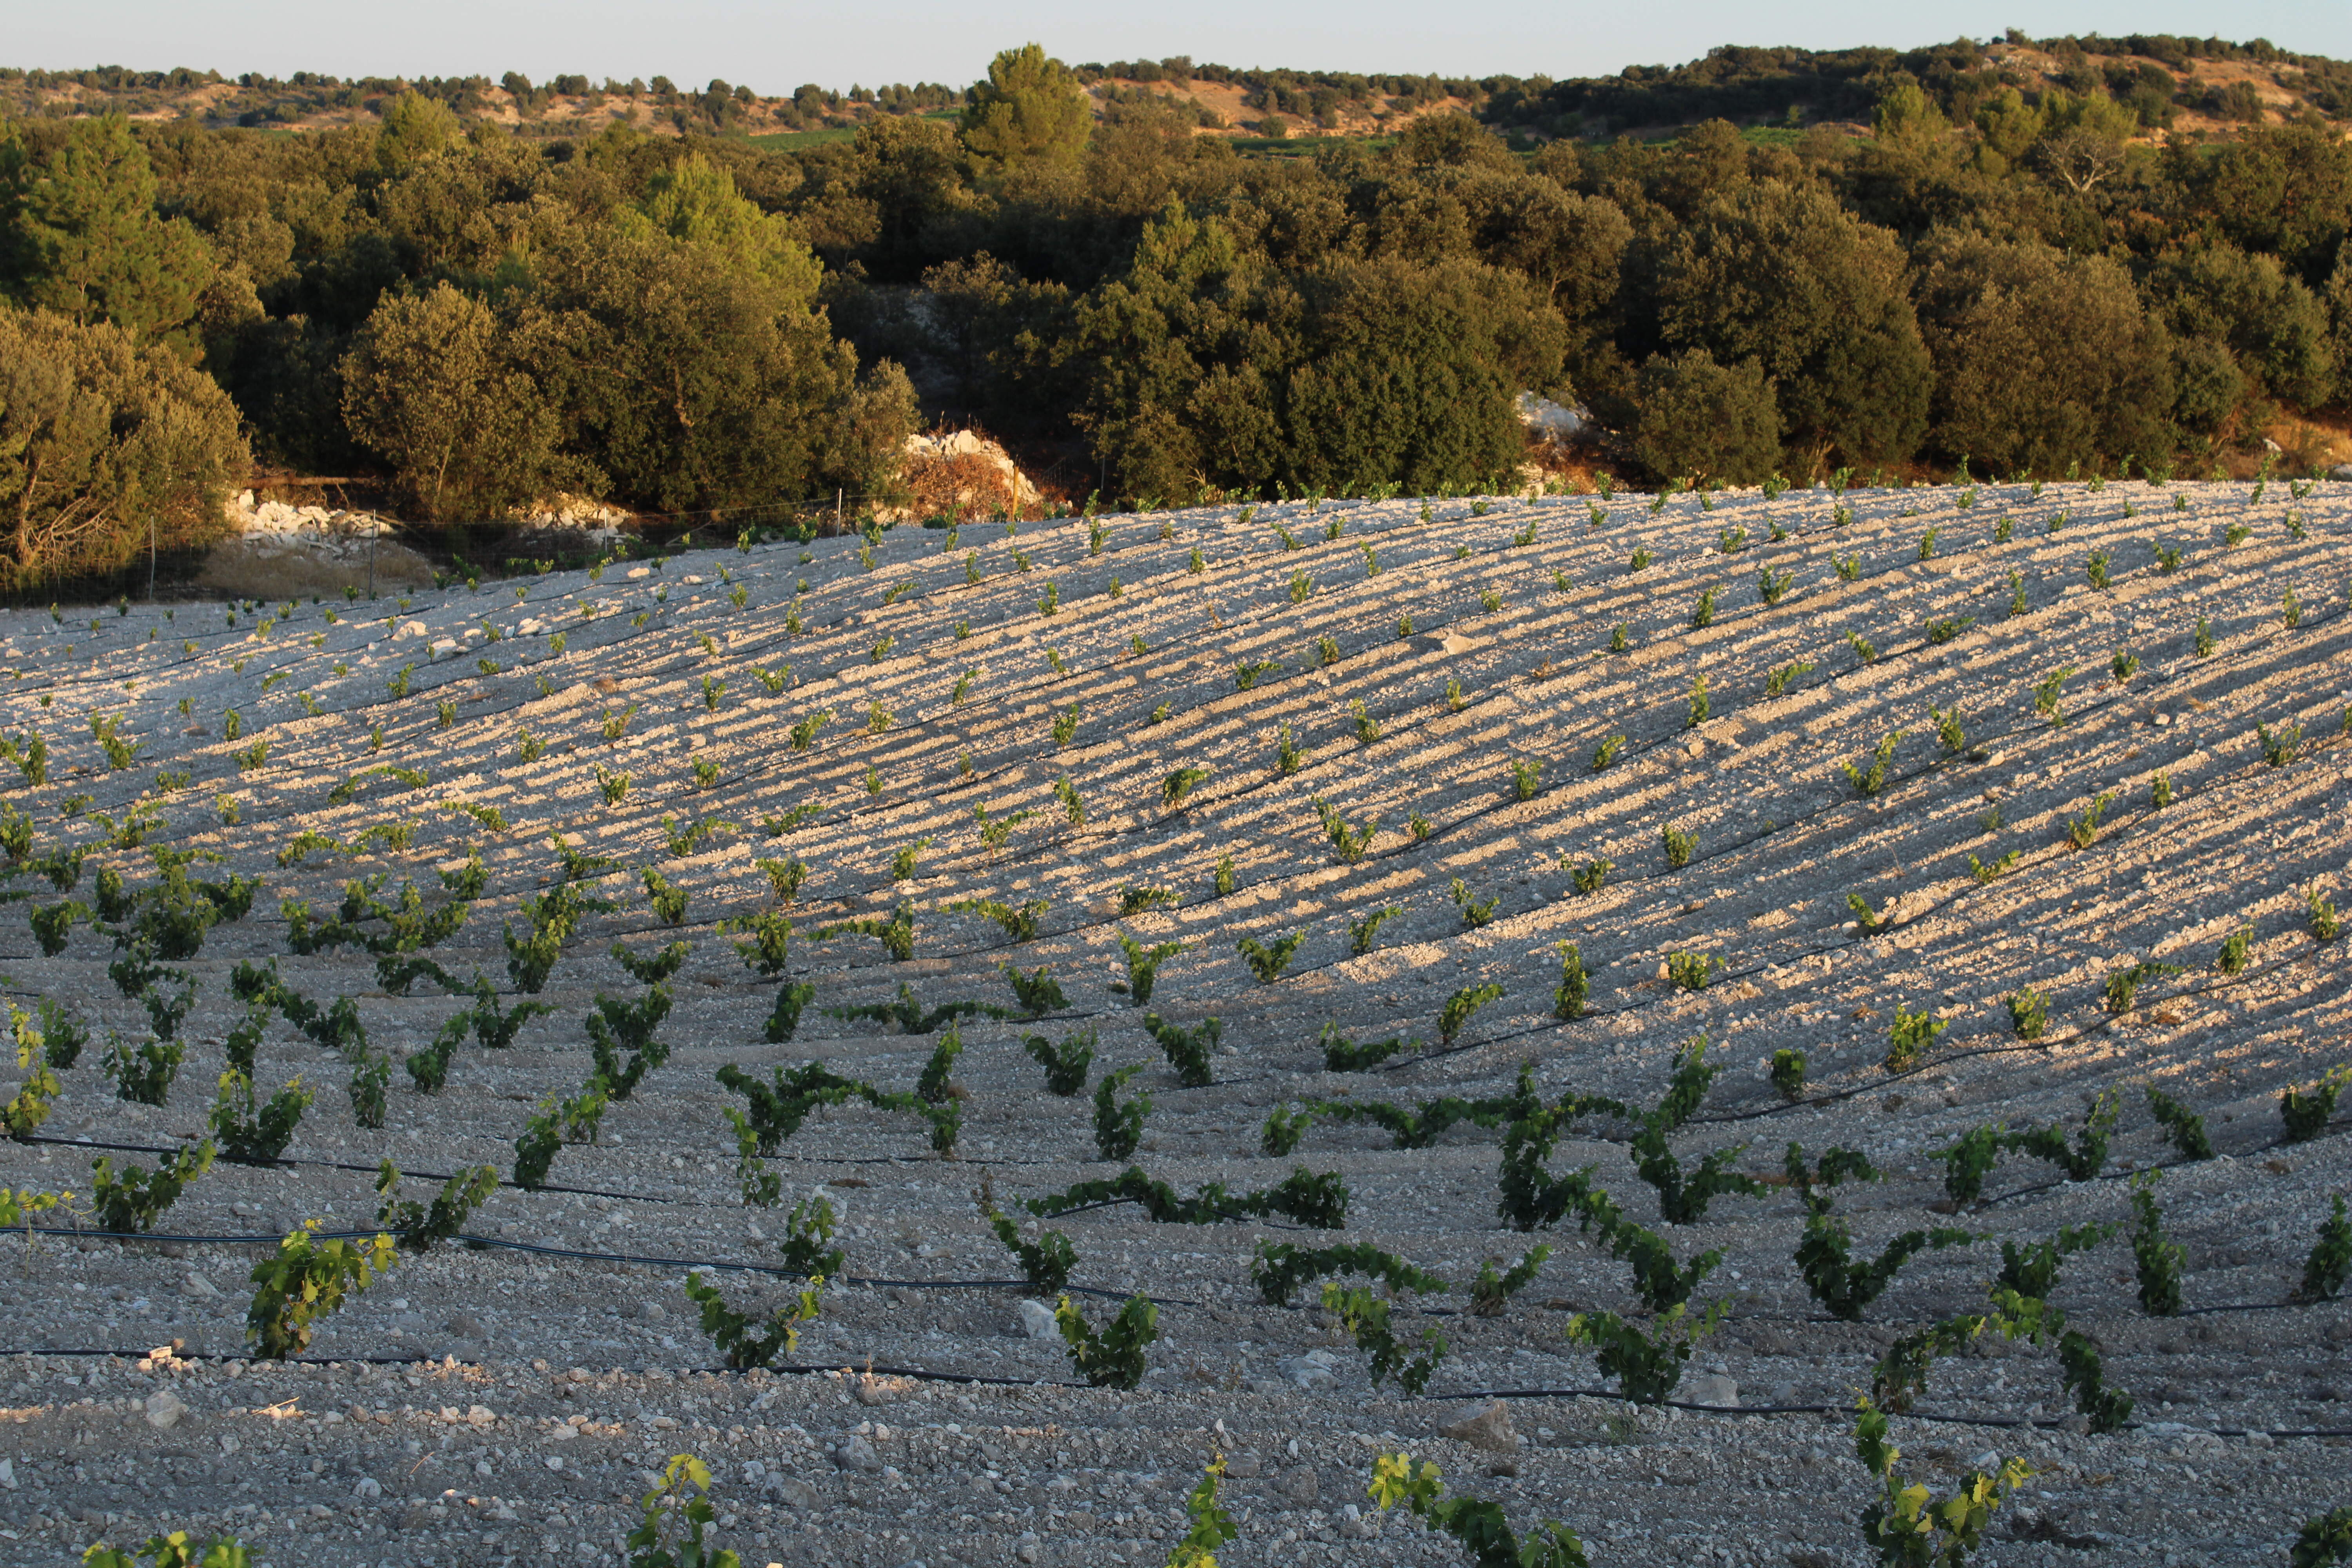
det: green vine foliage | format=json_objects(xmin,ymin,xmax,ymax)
[
  {"xmin": 682, "ymin": 1271, "xmax": 824, "ymax": 1370},
  {"xmin": 1323, "ymin": 1281, "xmax": 1447, "ymax": 1394},
  {"xmin": 1250, "ymin": 1241, "xmax": 1446, "ymax": 1307},
  {"xmin": 80, "ymin": 1530, "xmax": 253, "ymax": 1568},
  {"xmin": 2297, "ymin": 1196, "xmax": 2352, "ymax": 1303},
  {"xmin": 1165, "ymin": 1455, "xmax": 1241, "ymax": 1568},
  {"xmin": 624, "ymin": 1454, "xmax": 743, "ymax": 1568},
  {"xmin": 1369, "ymin": 1451, "xmax": 1591, "ymax": 1568},
  {"xmin": 1854, "ymin": 1398, "xmax": 2029, "ymax": 1567},
  {"xmin": 1143, "ymin": 1013, "xmax": 1220, "ymax": 1087},
  {"xmin": 209, "ymin": 1071, "xmax": 311, "ymax": 1164},
  {"xmin": 92, "ymin": 1141, "xmax": 215, "ymax": 1233},
  {"xmin": 1564, "ymin": 1299, "xmax": 1728, "ymax": 1404},
  {"xmin": 1054, "ymin": 1292, "xmax": 1157, "ymax": 1388},
  {"xmin": 2129, "ymin": 1173, "xmax": 2184, "ymax": 1316},
  {"xmin": 1093, "ymin": 1065, "xmax": 1151, "ymax": 1160},
  {"xmin": 245, "ymin": 1221, "xmax": 396, "ymax": 1359},
  {"xmin": 373, "ymin": 1160, "xmax": 499, "ymax": 1252},
  {"xmin": 1023, "ymin": 1028, "xmax": 1094, "ymax": 1095}
]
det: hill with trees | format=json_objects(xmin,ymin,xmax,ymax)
[{"xmin": 1, "ymin": 34, "xmax": 2350, "ymax": 588}]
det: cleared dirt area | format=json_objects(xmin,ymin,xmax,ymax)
[{"xmin": 0, "ymin": 477, "xmax": 2346, "ymax": 1566}]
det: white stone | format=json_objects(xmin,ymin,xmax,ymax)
[
  {"xmin": 1014, "ymin": 1299, "xmax": 1059, "ymax": 1339},
  {"xmin": 1681, "ymin": 1373, "xmax": 1739, "ymax": 1408},
  {"xmin": 143, "ymin": 1390, "xmax": 188, "ymax": 1430}
]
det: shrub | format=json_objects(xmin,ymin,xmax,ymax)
[
  {"xmin": 373, "ymin": 1160, "xmax": 499, "ymax": 1252},
  {"xmin": 2297, "ymin": 1197, "xmax": 2352, "ymax": 1304},
  {"xmin": 2259, "ymin": 721, "xmax": 2303, "ymax": 768},
  {"xmin": 2005, "ymin": 986, "xmax": 2050, "ymax": 1042},
  {"xmin": 1841, "ymin": 732, "xmax": 1903, "ymax": 797},
  {"xmin": 1312, "ymin": 797, "xmax": 1379, "ymax": 863},
  {"xmin": 1796, "ymin": 1213, "xmax": 1976, "ymax": 1321},
  {"xmin": 1566, "ymin": 1299, "xmax": 1728, "ymax": 1405},
  {"xmin": 1853, "ymin": 1399, "xmax": 2028, "ymax": 1567},
  {"xmin": 761, "ymin": 982, "xmax": 815, "ymax": 1044},
  {"xmin": 2065, "ymin": 791, "xmax": 2114, "ymax": 849},
  {"xmin": 777, "ymin": 1194, "xmax": 844, "ymax": 1279},
  {"xmin": 1093, "ymin": 1065, "xmax": 1151, "ymax": 1160},
  {"xmin": 1469, "ymin": 1244, "xmax": 1552, "ymax": 1318},
  {"xmin": 1368, "ymin": 1452, "xmax": 1592, "ymax": 1568},
  {"xmin": 209, "ymin": 1071, "xmax": 311, "ymax": 1165},
  {"xmin": 982, "ymin": 1198, "xmax": 1076, "ymax": 1293},
  {"xmin": 1023, "ymin": 1029, "xmax": 1094, "ymax": 1095},
  {"xmin": 1660, "ymin": 823, "xmax": 1695, "ymax": 868},
  {"xmin": 102, "ymin": 1032, "xmax": 185, "ymax": 1107},
  {"xmin": 2129, "ymin": 1172, "xmax": 2184, "ymax": 1316},
  {"xmin": 2291, "ymin": 1508, "xmax": 2352, "ymax": 1568},
  {"xmin": 2144, "ymin": 1084, "xmax": 2213, "ymax": 1160},
  {"xmin": 1935, "ymin": 1118, "xmax": 2014, "ymax": 1208},
  {"xmin": 1237, "ymin": 931, "xmax": 1304, "ymax": 983},
  {"xmin": 2103, "ymin": 959, "xmax": 2181, "ymax": 1015},
  {"xmin": 2033, "ymin": 666, "xmax": 2074, "ymax": 726},
  {"xmin": 1161, "ymin": 766, "xmax": 1210, "ymax": 810},
  {"xmin": 1439, "ymin": 984, "xmax": 1503, "ymax": 1047},
  {"xmin": 1349, "ymin": 906, "xmax": 1403, "ymax": 955},
  {"xmin": 1770, "ymin": 1048, "xmax": 1808, "ymax": 1100},
  {"xmin": 1143, "ymin": 1014, "xmax": 1221, "ymax": 1087},
  {"xmin": 1323, "ymin": 1282, "xmax": 1447, "ymax": 1394},
  {"xmin": 1690, "ymin": 585, "xmax": 1718, "ymax": 627},
  {"xmin": 1053, "ymin": 1293, "xmax": 1156, "ymax": 1389},
  {"xmin": 1321, "ymin": 1023, "xmax": 1416, "ymax": 1071},
  {"xmin": 1116, "ymin": 935, "xmax": 1185, "ymax": 1006},
  {"xmin": 811, "ymin": 902, "xmax": 917, "ymax": 962},
  {"xmin": 2281, "ymin": 1063, "xmax": 2349, "ymax": 1143},
  {"xmin": 682, "ymin": 1272, "xmax": 824, "ymax": 1372},
  {"xmin": 1592, "ymin": 734, "xmax": 1626, "ymax": 772},
  {"xmin": 1554, "ymin": 941, "xmax": 1589, "ymax": 1021},
  {"xmin": 2312, "ymin": 887, "xmax": 2343, "ymax": 942},
  {"xmin": 1000, "ymin": 963, "xmax": 1066, "ymax": 1017},
  {"xmin": 1250, "ymin": 1240, "xmax": 1446, "ymax": 1308},
  {"xmin": 1884, "ymin": 1006, "xmax": 1947, "ymax": 1071}
]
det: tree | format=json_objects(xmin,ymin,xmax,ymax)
[
  {"xmin": 2193, "ymin": 120, "xmax": 2352, "ymax": 285},
  {"xmin": 1912, "ymin": 234, "xmax": 2175, "ymax": 474},
  {"xmin": 1388, "ymin": 113, "xmax": 1514, "ymax": 172},
  {"xmin": 2149, "ymin": 243, "xmax": 2336, "ymax": 410},
  {"xmin": 1653, "ymin": 179, "xmax": 1930, "ymax": 470},
  {"xmin": 340, "ymin": 282, "xmax": 568, "ymax": 523},
  {"xmin": 0, "ymin": 115, "xmax": 214, "ymax": 352},
  {"xmin": 960, "ymin": 45, "xmax": 1091, "ymax": 176},
  {"xmin": 1632, "ymin": 348, "xmax": 1780, "ymax": 485},
  {"xmin": 375, "ymin": 91, "xmax": 461, "ymax": 169},
  {"xmin": 1073, "ymin": 200, "xmax": 1565, "ymax": 501},
  {"xmin": 618, "ymin": 153, "xmax": 821, "ymax": 294},
  {"xmin": 0, "ymin": 305, "xmax": 248, "ymax": 585},
  {"xmin": 514, "ymin": 225, "xmax": 872, "ymax": 513}
]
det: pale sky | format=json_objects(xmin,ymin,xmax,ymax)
[{"xmin": 12, "ymin": 0, "xmax": 2348, "ymax": 93}]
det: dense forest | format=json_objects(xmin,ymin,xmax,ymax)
[{"xmin": 2, "ymin": 34, "xmax": 2351, "ymax": 587}]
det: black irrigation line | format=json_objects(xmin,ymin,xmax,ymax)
[
  {"xmin": 1411, "ymin": 1385, "xmax": 2352, "ymax": 1440},
  {"xmin": 15, "ymin": 1224, "xmax": 1198, "ymax": 1308},
  {"xmin": 0, "ymin": 1342, "xmax": 1087, "ymax": 1387}
]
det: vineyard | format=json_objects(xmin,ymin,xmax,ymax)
[{"xmin": 0, "ymin": 472, "xmax": 2348, "ymax": 1567}]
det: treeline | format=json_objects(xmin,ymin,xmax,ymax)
[{"xmin": 2, "ymin": 41, "xmax": 2350, "ymax": 588}]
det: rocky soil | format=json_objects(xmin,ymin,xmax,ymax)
[{"xmin": 0, "ymin": 475, "xmax": 2346, "ymax": 1566}]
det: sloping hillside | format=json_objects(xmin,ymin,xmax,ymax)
[{"xmin": 0, "ymin": 478, "xmax": 2346, "ymax": 1565}]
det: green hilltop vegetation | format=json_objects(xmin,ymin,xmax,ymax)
[{"xmin": 1, "ymin": 33, "xmax": 2350, "ymax": 591}]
